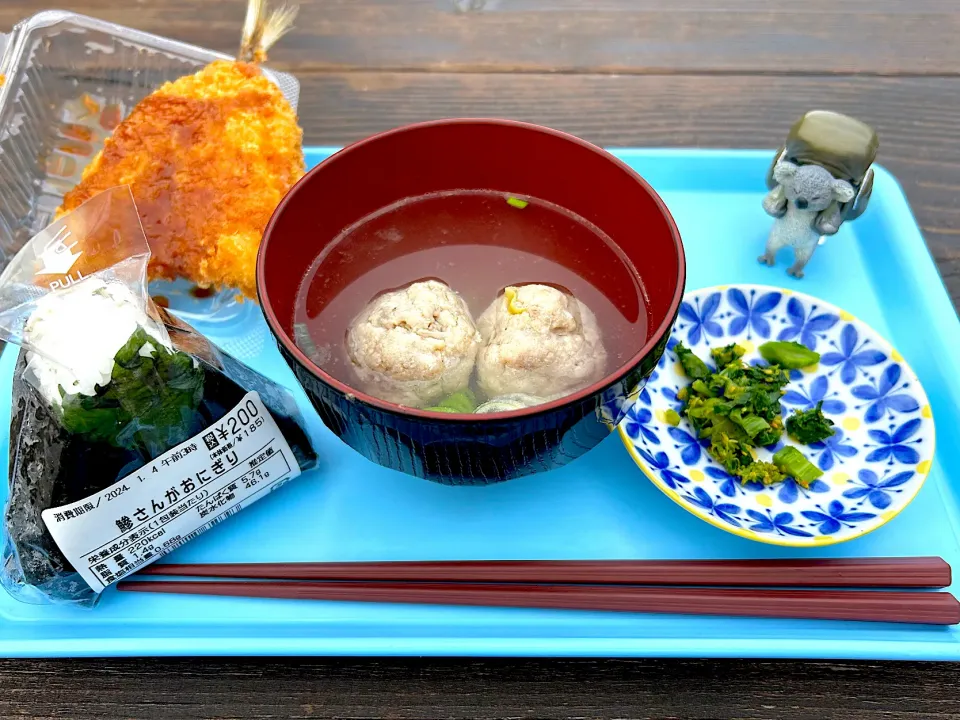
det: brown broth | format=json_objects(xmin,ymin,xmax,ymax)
[{"xmin": 293, "ymin": 190, "xmax": 648, "ymax": 401}]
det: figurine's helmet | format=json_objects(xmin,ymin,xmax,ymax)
[{"xmin": 765, "ymin": 110, "xmax": 879, "ymax": 223}]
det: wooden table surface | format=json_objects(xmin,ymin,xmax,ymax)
[{"xmin": 2, "ymin": 0, "xmax": 960, "ymax": 717}]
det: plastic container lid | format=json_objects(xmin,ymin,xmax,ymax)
[{"xmin": 0, "ymin": 10, "xmax": 300, "ymax": 317}]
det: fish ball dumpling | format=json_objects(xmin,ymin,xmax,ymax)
[
  {"xmin": 346, "ymin": 280, "xmax": 482, "ymax": 407},
  {"xmin": 476, "ymin": 284, "xmax": 608, "ymax": 399}
]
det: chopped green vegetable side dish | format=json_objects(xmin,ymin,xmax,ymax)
[
  {"xmin": 710, "ymin": 343, "xmax": 746, "ymax": 368},
  {"xmin": 675, "ymin": 342, "xmax": 711, "ymax": 380},
  {"xmin": 786, "ymin": 401, "xmax": 836, "ymax": 445},
  {"xmin": 672, "ymin": 341, "xmax": 832, "ymax": 487},
  {"xmin": 758, "ymin": 340, "xmax": 820, "ymax": 369},
  {"xmin": 737, "ymin": 461, "xmax": 786, "ymax": 486},
  {"xmin": 773, "ymin": 446, "xmax": 824, "ymax": 486}
]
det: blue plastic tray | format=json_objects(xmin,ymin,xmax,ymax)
[{"xmin": 2, "ymin": 147, "xmax": 959, "ymax": 659}]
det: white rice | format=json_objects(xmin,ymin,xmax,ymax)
[{"xmin": 23, "ymin": 278, "xmax": 168, "ymax": 407}]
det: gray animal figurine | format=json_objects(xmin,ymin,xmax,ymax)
[
  {"xmin": 758, "ymin": 110, "xmax": 879, "ymax": 278},
  {"xmin": 759, "ymin": 161, "xmax": 855, "ymax": 278}
]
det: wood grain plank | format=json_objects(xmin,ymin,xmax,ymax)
[
  {"xmin": 1, "ymin": 658, "xmax": 959, "ymax": 719},
  {"xmin": 2, "ymin": 0, "xmax": 958, "ymax": 75},
  {"xmin": 292, "ymin": 71, "xmax": 960, "ymax": 305}
]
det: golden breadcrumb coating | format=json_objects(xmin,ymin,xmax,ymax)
[{"xmin": 59, "ymin": 60, "xmax": 304, "ymax": 300}]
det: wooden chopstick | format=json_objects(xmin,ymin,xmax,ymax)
[
  {"xmin": 133, "ymin": 557, "xmax": 952, "ymax": 588},
  {"xmin": 117, "ymin": 580, "xmax": 960, "ymax": 625}
]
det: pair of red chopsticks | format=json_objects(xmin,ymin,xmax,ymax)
[{"xmin": 119, "ymin": 557, "xmax": 960, "ymax": 625}]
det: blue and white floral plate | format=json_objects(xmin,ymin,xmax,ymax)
[{"xmin": 619, "ymin": 284, "xmax": 936, "ymax": 547}]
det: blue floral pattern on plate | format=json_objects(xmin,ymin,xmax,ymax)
[{"xmin": 618, "ymin": 284, "xmax": 936, "ymax": 547}]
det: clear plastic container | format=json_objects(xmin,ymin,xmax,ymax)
[{"xmin": 0, "ymin": 10, "xmax": 301, "ymax": 319}]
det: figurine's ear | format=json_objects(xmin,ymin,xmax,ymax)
[
  {"xmin": 832, "ymin": 179, "xmax": 855, "ymax": 203},
  {"xmin": 773, "ymin": 160, "xmax": 798, "ymax": 184}
]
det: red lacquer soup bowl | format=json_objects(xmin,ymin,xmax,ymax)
[{"xmin": 258, "ymin": 119, "xmax": 685, "ymax": 485}]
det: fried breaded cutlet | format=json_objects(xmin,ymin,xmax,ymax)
[{"xmin": 59, "ymin": 3, "xmax": 303, "ymax": 300}]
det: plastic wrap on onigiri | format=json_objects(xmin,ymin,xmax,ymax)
[{"xmin": 0, "ymin": 187, "xmax": 318, "ymax": 607}]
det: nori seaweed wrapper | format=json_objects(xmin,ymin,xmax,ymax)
[
  {"xmin": 1, "ymin": 310, "xmax": 318, "ymax": 608},
  {"xmin": 0, "ymin": 187, "xmax": 319, "ymax": 607}
]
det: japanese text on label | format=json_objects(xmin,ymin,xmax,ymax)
[{"xmin": 42, "ymin": 392, "xmax": 301, "ymax": 592}]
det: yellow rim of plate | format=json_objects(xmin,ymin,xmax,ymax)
[{"xmin": 616, "ymin": 283, "xmax": 936, "ymax": 548}]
